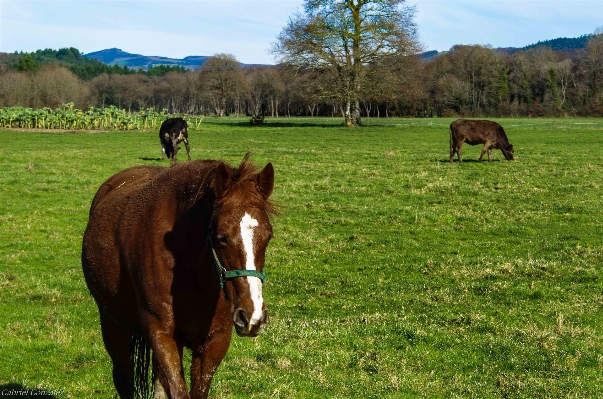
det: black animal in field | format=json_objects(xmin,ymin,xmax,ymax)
[
  {"xmin": 449, "ymin": 119, "xmax": 514, "ymax": 162},
  {"xmin": 159, "ymin": 117, "xmax": 191, "ymax": 164}
]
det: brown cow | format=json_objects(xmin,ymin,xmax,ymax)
[{"xmin": 449, "ymin": 119, "xmax": 514, "ymax": 162}]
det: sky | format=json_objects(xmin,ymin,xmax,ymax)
[{"xmin": 1, "ymin": 0, "xmax": 603, "ymax": 65}]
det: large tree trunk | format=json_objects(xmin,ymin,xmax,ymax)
[{"xmin": 344, "ymin": 100, "xmax": 362, "ymax": 126}]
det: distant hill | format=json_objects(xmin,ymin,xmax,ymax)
[
  {"xmin": 84, "ymin": 48, "xmax": 211, "ymax": 70},
  {"xmin": 529, "ymin": 34, "xmax": 594, "ymax": 52},
  {"xmin": 419, "ymin": 50, "xmax": 441, "ymax": 61},
  {"xmin": 500, "ymin": 34, "xmax": 594, "ymax": 55},
  {"xmin": 420, "ymin": 33, "xmax": 597, "ymax": 60},
  {"xmin": 84, "ymin": 48, "xmax": 265, "ymax": 69}
]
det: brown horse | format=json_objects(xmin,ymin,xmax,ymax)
[{"xmin": 82, "ymin": 154, "xmax": 276, "ymax": 399}]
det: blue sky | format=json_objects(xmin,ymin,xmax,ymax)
[{"xmin": 1, "ymin": 0, "xmax": 602, "ymax": 64}]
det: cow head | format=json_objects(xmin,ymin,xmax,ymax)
[
  {"xmin": 502, "ymin": 144, "xmax": 514, "ymax": 161},
  {"xmin": 177, "ymin": 128, "xmax": 187, "ymax": 141}
]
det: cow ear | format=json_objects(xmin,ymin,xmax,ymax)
[
  {"xmin": 211, "ymin": 162, "xmax": 230, "ymax": 197},
  {"xmin": 257, "ymin": 163, "xmax": 274, "ymax": 199}
]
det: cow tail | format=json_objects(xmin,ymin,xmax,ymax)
[{"xmin": 130, "ymin": 335, "xmax": 154, "ymax": 399}]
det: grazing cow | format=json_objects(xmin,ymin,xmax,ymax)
[
  {"xmin": 160, "ymin": 117, "xmax": 191, "ymax": 164},
  {"xmin": 449, "ymin": 119, "xmax": 514, "ymax": 163}
]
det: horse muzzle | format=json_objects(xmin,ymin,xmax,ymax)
[{"xmin": 233, "ymin": 307, "xmax": 269, "ymax": 337}]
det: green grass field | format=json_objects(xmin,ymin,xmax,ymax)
[{"xmin": 1, "ymin": 117, "xmax": 602, "ymax": 398}]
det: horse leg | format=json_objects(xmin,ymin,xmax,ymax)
[
  {"xmin": 152, "ymin": 343, "xmax": 184, "ymax": 399},
  {"xmin": 189, "ymin": 329, "xmax": 232, "ymax": 399},
  {"xmin": 457, "ymin": 143, "xmax": 463, "ymax": 163},
  {"xmin": 449, "ymin": 142, "xmax": 456, "ymax": 163},
  {"xmin": 147, "ymin": 331, "xmax": 189, "ymax": 398},
  {"xmin": 99, "ymin": 312, "xmax": 135, "ymax": 399}
]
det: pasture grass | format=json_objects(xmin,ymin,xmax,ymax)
[{"xmin": 1, "ymin": 116, "xmax": 602, "ymax": 398}]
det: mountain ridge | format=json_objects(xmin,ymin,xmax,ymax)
[
  {"xmin": 87, "ymin": 32, "xmax": 597, "ymax": 68},
  {"xmin": 419, "ymin": 33, "xmax": 597, "ymax": 60},
  {"xmin": 85, "ymin": 48, "xmax": 262, "ymax": 69}
]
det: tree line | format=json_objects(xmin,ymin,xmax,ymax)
[{"xmin": 1, "ymin": 39, "xmax": 602, "ymax": 119}]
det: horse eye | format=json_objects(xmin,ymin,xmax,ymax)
[{"xmin": 217, "ymin": 234, "xmax": 229, "ymax": 245}]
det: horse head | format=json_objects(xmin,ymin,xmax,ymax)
[{"xmin": 209, "ymin": 157, "xmax": 275, "ymax": 337}]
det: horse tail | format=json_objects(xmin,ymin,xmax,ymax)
[{"xmin": 129, "ymin": 335, "xmax": 154, "ymax": 399}]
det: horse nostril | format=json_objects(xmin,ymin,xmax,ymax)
[{"xmin": 234, "ymin": 308, "xmax": 248, "ymax": 329}]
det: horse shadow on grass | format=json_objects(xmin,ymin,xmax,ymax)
[
  {"xmin": 0, "ymin": 383, "xmax": 60, "ymax": 398},
  {"xmin": 138, "ymin": 157, "xmax": 162, "ymax": 162}
]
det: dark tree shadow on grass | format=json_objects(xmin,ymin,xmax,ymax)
[
  {"xmin": 206, "ymin": 120, "xmax": 345, "ymax": 129},
  {"xmin": 0, "ymin": 383, "xmax": 60, "ymax": 398},
  {"xmin": 440, "ymin": 159, "xmax": 502, "ymax": 163}
]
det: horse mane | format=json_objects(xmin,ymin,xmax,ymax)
[
  {"xmin": 216, "ymin": 153, "xmax": 278, "ymax": 217},
  {"xmin": 168, "ymin": 154, "xmax": 277, "ymax": 219}
]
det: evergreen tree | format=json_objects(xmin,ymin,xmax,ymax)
[{"xmin": 17, "ymin": 54, "xmax": 39, "ymax": 71}]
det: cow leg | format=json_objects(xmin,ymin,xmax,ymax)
[
  {"xmin": 184, "ymin": 140, "xmax": 191, "ymax": 161},
  {"xmin": 487, "ymin": 148, "xmax": 492, "ymax": 162},
  {"xmin": 456, "ymin": 143, "xmax": 463, "ymax": 163},
  {"xmin": 189, "ymin": 328, "xmax": 233, "ymax": 399},
  {"xmin": 161, "ymin": 144, "xmax": 166, "ymax": 160},
  {"xmin": 163, "ymin": 133, "xmax": 172, "ymax": 161},
  {"xmin": 479, "ymin": 143, "xmax": 491, "ymax": 162},
  {"xmin": 449, "ymin": 143, "xmax": 456, "ymax": 163},
  {"xmin": 99, "ymin": 312, "xmax": 135, "ymax": 399},
  {"xmin": 171, "ymin": 138, "xmax": 180, "ymax": 164}
]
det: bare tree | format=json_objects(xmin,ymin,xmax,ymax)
[
  {"xmin": 361, "ymin": 53, "xmax": 423, "ymax": 116},
  {"xmin": 445, "ymin": 45, "xmax": 499, "ymax": 114},
  {"xmin": 584, "ymin": 34, "xmax": 603, "ymax": 105},
  {"xmin": 0, "ymin": 70, "xmax": 30, "ymax": 107},
  {"xmin": 197, "ymin": 54, "xmax": 247, "ymax": 116},
  {"xmin": 90, "ymin": 73, "xmax": 113, "ymax": 108},
  {"xmin": 111, "ymin": 74, "xmax": 150, "ymax": 112},
  {"xmin": 246, "ymin": 67, "xmax": 285, "ymax": 116},
  {"xmin": 542, "ymin": 58, "xmax": 573, "ymax": 111},
  {"xmin": 272, "ymin": 0, "xmax": 420, "ymax": 126},
  {"xmin": 31, "ymin": 65, "xmax": 91, "ymax": 108},
  {"xmin": 155, "ymin": 72, "xmax": 191, "ymax": 113}
]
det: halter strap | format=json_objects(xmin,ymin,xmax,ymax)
[{"xmin": 208, "ymin": 233, "xmax": 266, "ymax": 290}]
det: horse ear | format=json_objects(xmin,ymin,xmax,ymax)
[
  {"xmin": 212, "ymin": 162, "xmax": 230, "ymax": 196},
  {"xmin": 257, "ymin": 163, "xmax": 274, "ymax": 199}
]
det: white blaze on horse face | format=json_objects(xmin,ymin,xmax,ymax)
[{"xmin": 239, "ymin": 212, "xmax": 264, "ymax": 325}]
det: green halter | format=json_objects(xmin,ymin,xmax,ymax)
[{"xmin": 208, "ymin": 233, "xmax": 266, "ymax": 290}]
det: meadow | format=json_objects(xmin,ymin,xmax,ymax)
[{"xmin": 0, "ymin": 116, "xmax": 602, "ymax": 398}]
